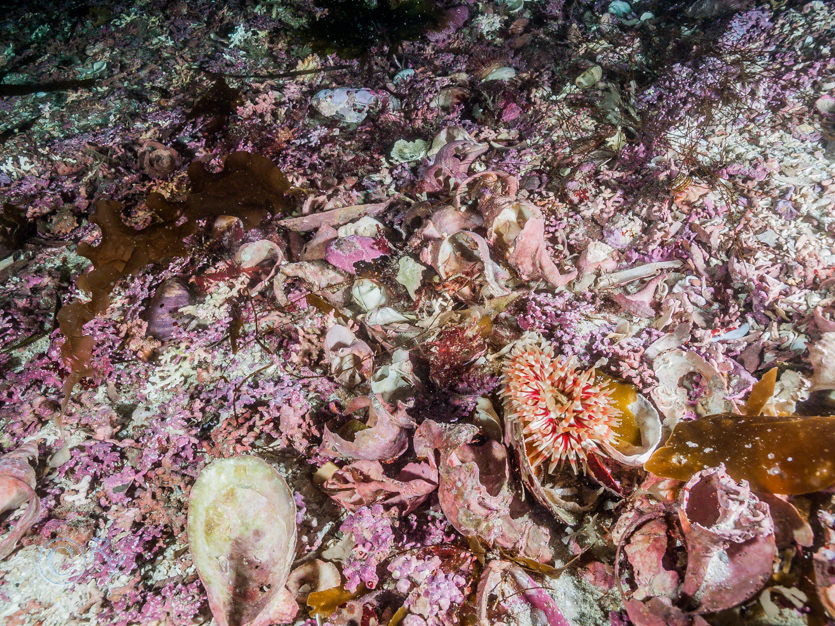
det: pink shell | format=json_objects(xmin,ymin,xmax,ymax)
[
  {"xmin": 678, "ymin": 466, "xmax": 776, "ymax": 612},
  {"xmin": 0, "ymin": 441, "xmax": 40, "ymax": 560},
  {"xmin": 325, "ymin": 235, "xmax": 388, "ymax": 274},
  {"xmin": 146, "ymin": 278, "xmax": 193, "ymax": 340}
]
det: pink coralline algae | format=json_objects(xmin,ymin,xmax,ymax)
[
  {"xmin": 388, "ymin": 550, "xmax": 474, "ymax": 625},
  {"xmin": 323, "ymin": 459, "xmax": 438, "ymax": 514},
  {"xmin": 339, "ymin": 504, "xmax": 396, "ymax": 592},
  {"xmin": 325, "ymin": 235, "xmax": 389, "ymax": 274}
]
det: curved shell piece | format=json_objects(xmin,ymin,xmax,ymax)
[
  {"xmin": 602, "ymin": 387, "xmax": 663, "ymax": 466},
  {"xmin": 0, "ymin": 441, "xmax": 40, "ymax": 560},
  {"xmin": 678, "ymin": 466, "xmax": 776, "ymax": 612},
  {"xmin": 188, "ymin": 456, "xmax": 298, "ymax": 626},
  {"xmin": 651, "ymin": 349, "xmax": 733, "ymax": 426},
  {"xmin": 414, "ymin": 420, "xmax": 553, "ymax": 563},
  {"xmin": 234, "ymin": 239, "xmax": 284, "ymax": 269},
  {"xmin": 810, "ymin": 332, "xmax": 835, "ymax": 391}
]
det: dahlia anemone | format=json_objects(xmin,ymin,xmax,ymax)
[{"xmin": 502, "ymin": 334, "xmax": 620, "ymax": 474}]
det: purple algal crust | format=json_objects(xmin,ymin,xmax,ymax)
[
  {"xmin": 325, "ymin": 235, "xmax": 390, "ymax": 274},
  {"xmin": 340, "ymin": 504, "xmax": 396, "ymax": 592}
]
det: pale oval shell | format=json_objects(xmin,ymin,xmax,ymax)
[
  {"xmin": 188, "ymin": 456, "xmax": 297, "ymax": 626},
  {"xmin": 146, "ymin": 278, "xmax": 193, "ymax": 340}
]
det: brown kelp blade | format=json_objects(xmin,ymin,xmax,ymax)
[{"xmin": 645, "ymin": 414, "xmax": 835, "ymax": 495}]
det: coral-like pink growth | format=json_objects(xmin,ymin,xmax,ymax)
[{"xmin": 502, "ymin": 335, "xmax": 619, "ymax": 473}]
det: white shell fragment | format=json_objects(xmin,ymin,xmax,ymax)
[
  {"xmin": 651, "ymin": 349, "xmax": 733, "ymax": 427},
  {"xmin": 482, "ymin": 66, "xmax": 516, "ymax": 82},
  {"xmin": 188, "ymin": 456, "xmax": 298, "ymax": 626},
  {"xmin": 396, "ymin": 256, "xmax": 426, "ymax": 300},
  {"xmin": 810, "ymin": 332, "xmax": 835, "ymax": 391},
  {"xmin": 311, "ymin": 88, "xmax": 380, "ymax": 124},
  {"xmin": 234, "ymin": 239, "xmax": 284, "ymax": 269},
  {"xmin": 390, "ymin": 139, "xmax": 428, "ymax": 163},
  {"xmin": 575, "ymin": 65, "xmax": 603, "ymax": 89},
  {"xmin": 602, "ymin": 391, "xmax": 663, "ymax": 466},
  {"xmin": 351, "ymin": 278, "xmax": 387, "ymax": 312}
]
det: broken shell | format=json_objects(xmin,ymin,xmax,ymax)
[
  {"xmin": 482, "ymin": 66, "xmax": 517, "ymax": 82},
  {"xmin": 650, "ymin": 350, "xmax": 733, "ymax": 427},
  {"xmin": 813, "ymin": 504, "xmax": 835, "ymax": 619},
  {"xmin": 365, "ymin": 306, "xmax": 411, "ymax": 326},
  {"xmin": 484, "ymin": 199, "xmax": 539, "ymax": 248},
  {"xmin": 234, "ymin": 239, "xmax": 284, "ymax": 269},
  {"xmin": 599, "ymin": 376, "xmax": 663, "ymax": 466},
  {"xmin": 427, "ymin": 126, "xmax": 475, "ymax": 156},
  {"xmin": 432, "ymin": 86, "xmax": 469, "ymax": 110},
  {"xmin": 474, "ymin": 397, "xmax": 503, "ymax": 441},
  {"xmin": 311, "ymin": 88, "xmax": 381, "ymax": 124},
  {"xmin": 414, "ymin": 420, "xmax": 553, "ymax": 562},
  {"xmin": 323, "ymin": 324, "xmax": 373, "ymax": 387},
  {"xmin": 370, "ymin": 349, "xmax": 415, "ymax": 401},
  {"xmin": 678, "ymin": 466, "xmax": 776, "ymax": 612},
  {"xmin": 326, "ymin": 236, "xmax": 388, "ymax": 274},
  {"xmin": 390, "ymin": 139, "xmax": 428, "ymax": 163},
  {"xmin": 396, "ymin": 256, "xmax": 425, "ymax": 301},
  {"xmin": 810, "ymin": 332, "xmax": 835, "ymax": 391},
  {"xmin": 319, "ymin": 395, "xmax": 414, "ymax": 461},
  {"xmin": 188, "ymin": 456, "xmax": 298, "ymax": 626},
  {"xmin": 760, "ymin": 369, "xmax": 810, "ymax": 416},
  {"xmin": 336, "ymin": 216, "xmax": 384, "ymax": 238},
  {"xmin": 212, "ymin": 215, "xmax": 245, "ymax": 249},
  {"xmin": 286, "ymin": 560, "xmax": 341, "ymax": 598},
  {"xmin": 575, "ymin": 65, "xmax": 603, "ymax": 89},
  {"xmin": 351, "ymin": 278, "xmax": 386, "ymax": 312},
  {"xmin": 815, "ymin": 94, "xmax": 835, "ymax": 116},
  {"xmin": 0, "ymin": 441, "xmax": 40, "ymax": 560}
]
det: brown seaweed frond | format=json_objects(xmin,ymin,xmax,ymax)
[{"xmin": 57, "ymin": 152, "xmax": 292, "ymax": 416}]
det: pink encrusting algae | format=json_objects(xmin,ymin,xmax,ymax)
[{"xmin": 502, "ymin": 334, "xmax": 620, "ymax": 474}]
